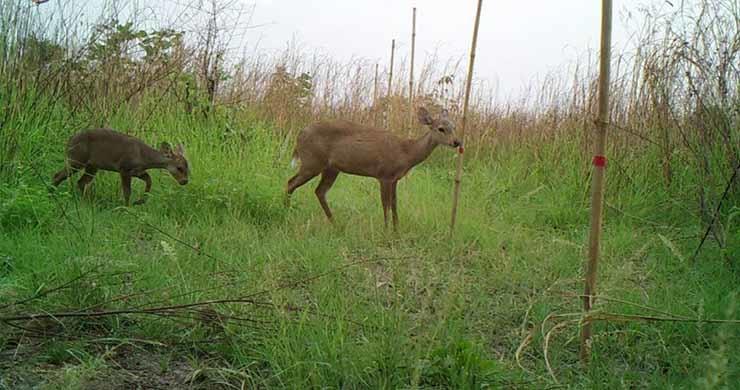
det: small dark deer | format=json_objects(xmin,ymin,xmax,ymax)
[
  {"xmin": 52, "ymin": 129, "xmax": 189, "ymax": 205},
  {"xmin": 285, "ymin": 106, "xmax": 460, "ymax": 230}
]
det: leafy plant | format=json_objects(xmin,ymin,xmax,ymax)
[{"xmin": 420, "ymin": 338, "xmax": 500, "ymax": 388}]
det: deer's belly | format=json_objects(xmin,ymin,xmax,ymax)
[
  {"xmin": 333, "ymin": 162, "xmax": 377, "ymax": 178},
  {"xmin": 329, "ymin": 147, "xmax": 405, "ymax": 179},
  {"xmin": 331, "ymin": 162, "xmax": 406, "ymax": 181},
  {"xmin": 86, "ymin": 155, "xmax": 128, "ymax": 173},
  {"xmin": 88, "ymin": 161, "xmax": 120, "ymax": 172}
]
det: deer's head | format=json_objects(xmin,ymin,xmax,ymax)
[
  {"xmin": 417, "ymin": 107, "xmax": 461, "ymax": 148},
  {"xmin": 160, "ymin": 142, "xmax": 190, "ymax": 185}
]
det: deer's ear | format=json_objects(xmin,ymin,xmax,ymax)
[
  {"xmin": 417, "ymin": 107, "xmax": 434, "ymax": 125},
  {"xmin": 159, "ymin": 142, "xmax": 173, "ymax": 155},
  {"xmin": 175, "ymin": 144, "xmax": 185, "ymax": 155}
]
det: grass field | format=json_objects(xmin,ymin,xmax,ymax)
[
  {"xmin": 2, "ymin": 109, "xmax": 738, "ymax": 388},
  {"xmin": 1, "ymin": 0, "xmax": 738, "ymax": 387}
]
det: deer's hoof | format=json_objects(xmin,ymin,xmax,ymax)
[{"xmin": 133, "ymin": 198, "xmax": 147, "ymax": 205}]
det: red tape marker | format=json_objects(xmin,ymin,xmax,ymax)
[
  {"xmin": 458, "ymin": 146, "xmax": 464, "ymax": 154},
  {"xmin": 592, "ymin": 155, "xmax": 607, "ymax": 167}
]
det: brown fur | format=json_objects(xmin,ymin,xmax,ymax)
[
  {"xmin": 52, "ymin": 128, "xmax": 189, "ymax": 205},
  {"xmin": 285, "ymin": 107, "xmax": 460, "ymax": 230}
]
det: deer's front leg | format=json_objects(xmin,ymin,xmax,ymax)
[
  {"xmin": 390, "ymin": 181, "xmax": 399, "ymax": 231},
  {"xmin": 380, "ymin": 180, "xmax": 390, "ymax": 228},
  {"xmin": 133, "ymin": 172, "xmax": 152, "ymax": 205},
  {"xmin": 120, "ymin": 173, "xmax": 132, "ymax": 206}
]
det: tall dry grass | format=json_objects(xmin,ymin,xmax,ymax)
[{"xmin": 1, "ymin": 0, "xmax": 737, "ymax": 221}]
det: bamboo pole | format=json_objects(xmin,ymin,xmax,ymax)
[
  {"xmin": 386, "ymin": 39, "xmax": 395, "ymax": 128},
  {"xmin": 450, "ymin": 0, "xmax": 483, "ymax": 233},
  {"xmin": 580, "ymin": 0, "xmax": 613, "ymax": 365},
  {"xmin": 408, "ymin": 7, "xmax": 417, "ymax": 133},
  {"xmin": 374, "ymin": 63, "xmax": 379, "ymax": 126}
]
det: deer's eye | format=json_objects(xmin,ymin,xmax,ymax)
[{"xmin": 438, "ymin": 127, "xmax": 445, "ymax": 132}]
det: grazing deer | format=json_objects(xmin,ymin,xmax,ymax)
[
  {"xmin": 285, "ymin": 106, "xmax": 460, "ymax": 230},
  {"xmin": 52, "ymin": 129, "xmax": 189, "ymax": 205}
]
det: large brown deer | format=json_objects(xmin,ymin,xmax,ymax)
[
  {"xmin": 52, "ymin": 129, "xmax": 189, "ymax": 205},
  {"xmin": 285, "ymin": 106, "xmax": 460, "ymax": 230}
]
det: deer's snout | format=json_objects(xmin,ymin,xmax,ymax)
[
  {"xmin": 179, "ymin": 179, "xmax": 189, "ymax": 185},
  {"xmin": 452, "ymin": 140, "xmax": 461, "ymax": 148}
]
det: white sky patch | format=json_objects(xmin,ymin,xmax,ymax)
[
  {"xmin": 244, "ymin": 0, "xmax": 661, "ymax": 98},
  {"xmin": 33, "ymin": 0, "xmax": 670, "ymax": 99}
]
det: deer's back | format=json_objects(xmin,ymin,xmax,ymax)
[
  {"xmin": 67, "ymin": 129, "xmax": 149, "ymax": 171},
  {"xmin": 297, "ymin": 120, "xmax": 407, "ymax": 177}
]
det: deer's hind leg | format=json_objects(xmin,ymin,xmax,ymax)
[
  {"xmin": 77, "ymin": 167, "xmax": 97, "ymax": 195},
  {"xmin": 315, "ymin": 169, "xmax": 339, "ymax": 221},
  {"xmin": 285, "ymin": 159, "xmax": 323, "ymax": 207},
  {"xmin": 52, "ymin": 167, "xmax": 73, "ymax": 186},
  {"xmin": 52, "ymin": 160, "xmax": 83, "ymax": 186}
]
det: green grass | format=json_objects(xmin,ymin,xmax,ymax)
[{"xmin": 1, "ymin": 108, "xmax": 739, "ymax": 389}]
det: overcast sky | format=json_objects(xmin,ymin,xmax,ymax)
[
  {"xmin": 244, "ymin": 0, "xmax": 664, "ymax": 98},
  {"xmin": 36, "ymin": 0, "xmax": 670, "ymax": 98}
]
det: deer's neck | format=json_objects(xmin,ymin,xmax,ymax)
[
  {"xmin": 404, "ymin": 131, "xmax": 439, "ymax": 169},
  {"xmin": 141, "ymin": 145, "xmax": 171, "ymax": 170}
]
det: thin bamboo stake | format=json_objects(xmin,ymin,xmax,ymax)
[
  {"xmin": 373, "ymin": 62, "xmax": 379, "ymax": 126},
  {"xmin": 408, "ymin": 7, "xmax": 417, "ymax": 133},
  {"xmin": 450, "ymin": 0, "xmax": 483, "ymax": 233},
  {"xmin": 580, "ymin": 0, "xmax": 613, "ymax": 365},
  {"xmin": 386, "ymin": 39, "xmax": 395, "ymax": 128}
]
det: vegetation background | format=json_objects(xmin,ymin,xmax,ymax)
[{"xmin": 1, "ymin": 0, "xmax": 738, "ymax": 388}]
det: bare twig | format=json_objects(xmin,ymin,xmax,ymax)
[
  {"xmin": 587, "ymin": 312, "xmax": 740, "ymax": 325},
  {"xmin": 544, "ymin": 320, "xmax": 577, "ymax": 383},
  {"xmin": 691, "ymin": 160, "xmax": 740, "ymax": 261},
  {"xmin": 0, "ymin": 264, "xmax": 104, "ymax": 310}
]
